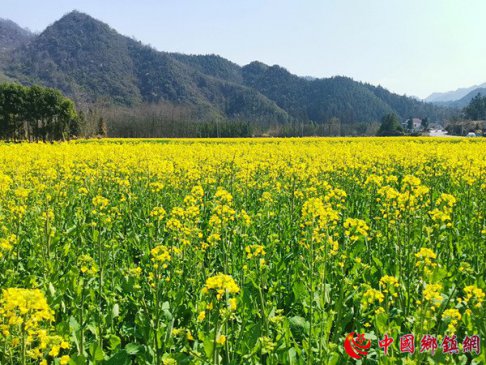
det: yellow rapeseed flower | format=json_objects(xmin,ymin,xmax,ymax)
[{"xmin": 203, "ymin": 274, "xmax": 240, "ymax": 300}]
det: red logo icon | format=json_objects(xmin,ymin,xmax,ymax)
[{"xmin": 344, "ymin": 332, "xmax": 371, "ymax": 359}]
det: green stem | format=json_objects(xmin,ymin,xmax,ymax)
[
  {"xmin": 213, "ymin": 309, "xmax": 219, "ymax": 365},
  {"xmin": 97, "ymin": 226, "xmax": 103, "ymax": 349},
  {"xmin": 154, "ymin": 270, "xmax": 161, "ymax": 365},
  {"xmin": 257, "ymin": 265, "xmax": 268, "ymax": 335},
  {"xmin": 80, "ymin": 279, "xmax": 86, "ymax": 356},
  {"xmin": 308, "ymin": 234, "xmax": 314, "ymax": 365},
  {"xmin": 21, "ymin": 325, "xmax": 26, "ymax": 365}
]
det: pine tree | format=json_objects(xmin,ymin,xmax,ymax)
[
  {"xmin": 464, "ymin": 93, "xmax": 486, "ymax": 120},
  {"xmin": 377, "ymin": 113, "xmax": 403, "ymax": 136},
  {"xmin": 97, "ymin": 117, "xmax": 108, "ymax": 137}
]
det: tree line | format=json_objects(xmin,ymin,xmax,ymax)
[
  {"xmin": 0, "ymin": 83, "xmax": 78, "ymax": 141},
  {"xmin": 0, "ymin": 82, "xmax": 383, "ymax": 141},
  {"xmin": 97, "ymin": 101, "xmax": 381, "ymax": 138},
  {"xmin": 463, "ymin": 93, "xmax": 486, "ymax": 121},
  {"xmin": 2, "ymin": 82, "xmax": 427, "ymax": 140},
  {"xmin": 444, "ymin": 93, "xmax": 486, "ymax": 136}
]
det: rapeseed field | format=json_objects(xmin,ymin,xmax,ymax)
[{"xmin": 0, "ymin": 138, "xmax": 484, "ymax": 364}]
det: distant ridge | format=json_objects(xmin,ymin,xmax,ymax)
[
  {"xmin": 434, "ymin": 88, "xmax": 486, "ymax": 109},
  {"xmin": 0, "ymin": 18, "xmax": 33, "ymax": 52},
  {"xmin": 425, "ymin": 82, "xmax": 486, "ymax": 103},
  {"xmin": 1, "ymin": 11, "xmax": 451, "ymax": 125}
]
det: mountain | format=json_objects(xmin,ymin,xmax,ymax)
[
  {"xmin": 240, "ymin": 62, "xmax": 446, "ymax": 123},
  {"xmin": 425, "ymin": 82, "xmax": 486, "ymax": 103},
  {"xmin": 1, "ymin": 11, "xmax": 452, "ymax": 126},
  {"xmin": 5, "ymin": 12, "xmax": 289, "ymax": 124},
  {"xmin": 438, "ymin": 88, "xmax": 486, "ymax": 109},
  {"xmin": 0, "ymin": 18, "xmax": 33, "ymax": 52},
  {"xmin": 0, "ymin": 18, "xmax": 33, "ymax": 82}
]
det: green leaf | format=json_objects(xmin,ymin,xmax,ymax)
[
  {"xmin": 372, "ymin": 256, "xmax": 383, "ymax": 269},
  {"xmin": 287, "ymin": 348, "xmax": 297, "ymax": 364},
  {"xmin": 327, "ymin": 352, "xmax": 340, "ymax": 365},
  {"xmin": 69, "ymin": 316, "xmax": 80, "ymax": 332},
  {"xmin": 203, "ymin": 336, "xmax": 214, "ymax": 359},
  {"xmin": 48, "ymin": 282, "xmax": 56, "ymax": 297},
  {"xmin": 63, "ymin": 242, "xmax": 72, "ymax": 256},
  {"xmin": 288, "ymin": 316, "xmax": 309, "ymax": 341},
  {"xmin": 125, "ymin": 343, "xmax": 142, "ymax": 355},
  {"xmin": 69, "ymin": 354, "xmax": 87, "ymax": 365},
  {"xmin": 68, "ymin": 316, "xmax": 81, "ymax": 351},
  {"xmin": 292, "ymin": 280, "xmax": 307, "ymax": 303},
  {"xmin": 112, "ymin": 303, "xmax": 119, "ymax": 318},
  {"xmin": 65, "ymin": 225, "xmax": 77, "ymax": 235},
  {"xmin": 107, "ymin": 335, "xmax": 121, "ymax": 351},
  {"xmin": 104, "ymin": 350, "xmax": 130, "ymax": 365},
  {"xmin": 161, "ymin": 301, "xmax": 173, "ymax": 321},
  {"xmin": 89, "ymin": 342, "xmax": 105, "ymax": 361},
  {"xmin": 92, "ymin": 229, "xmax": 99, "ymax": 242}
]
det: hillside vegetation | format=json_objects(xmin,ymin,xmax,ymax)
[{"xmin": 1, "ymin": 11, "xmax": 454, "ymax": 136}]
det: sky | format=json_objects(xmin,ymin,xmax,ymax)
[{"xmin": 2, "ymin": 0, "xmax": 486, "ymax": 99}]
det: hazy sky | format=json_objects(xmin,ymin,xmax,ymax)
[{"xmin": 2, "ymin": 0, "xmax": 485, "ymax": 99}]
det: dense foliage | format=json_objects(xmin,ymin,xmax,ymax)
[
  {"xmin": 0, "ymin": 138, "xmax": 485, "ymax": 364},
  {"xmin": 377, "ymin": 113, "xmax": 404, "ymax": 136},
  {"xmin": 241, "ymin": 63, "xmax": 449, "ymax": 124},
  {"xmin": 463, "ymin": 93, "xmax": 486, "ymax": 121},
  {"xmin": 0, "ymin": 83, "xmax": 78, "ymax": 141},
  {"xmin": 0, "ymin": 18, "xmax": 33, "ymax": 52},
  {"xmin": 1, "ymin": 11, "xmax": 453, "ymax": 131}
]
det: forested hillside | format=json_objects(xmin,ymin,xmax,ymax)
[{"xmin": 0, "ymin": 11, "xmax": 454, "ymax": 136}]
